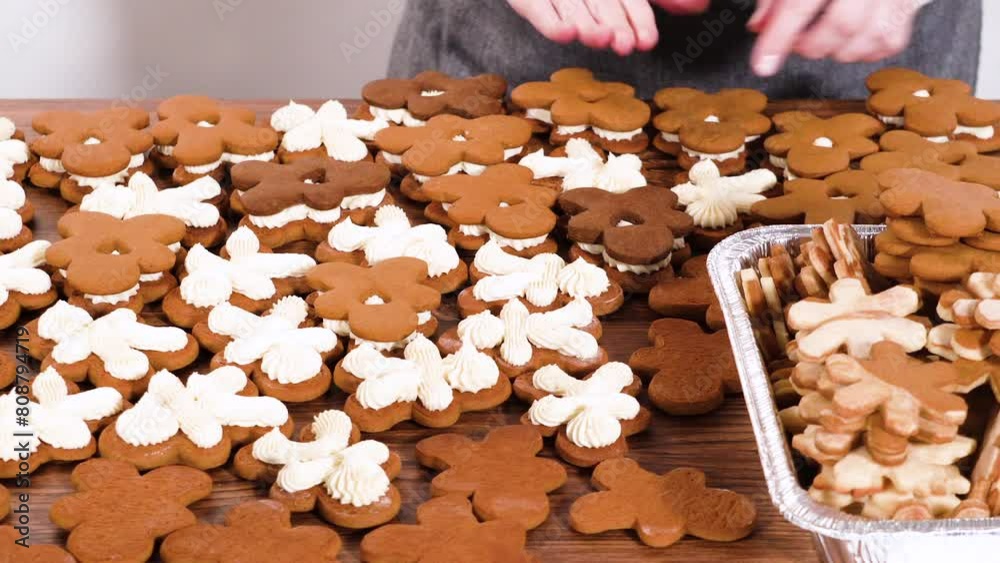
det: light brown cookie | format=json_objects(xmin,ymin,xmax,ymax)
[
  {"xmin": 751, "ymin": 169, "xmax": 884, "ymax": 224},
  {"xmin": 363, "ymin": 71, "xmax": 508, "ymax": 122},
  {"xmin": 765, "ymin": 111, "xmax": 884, "ymax": 179},
  {"xmin": 648, "ymin": 255, "xmax": 725, "ymax": 329}
]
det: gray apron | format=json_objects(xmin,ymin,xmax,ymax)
[{"xmin": 388, "ymin": 0, "xmax": 981, "ymax": 99}]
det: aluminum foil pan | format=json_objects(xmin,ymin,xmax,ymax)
[{"xmin": 707, "ymin": 224, "xmax": 1000, "ymax": 563}]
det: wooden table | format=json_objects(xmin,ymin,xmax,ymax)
[{"xmin": 0, "ymin": 99, "xmax": 857, "ymax": 563}]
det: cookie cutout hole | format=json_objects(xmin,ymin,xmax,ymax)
[
  {"xmin": 421, "ymin": 90, "xmax": 445, "ymax": 97},
  {"xmin": 452, "ymin": 135, "xmax": 468, "ymax": 142},
  {"xmin": 300, "ymin": 169, "xmax": 326, "ymax": 185},
  {"xmin": 913, "ymin": 89, "xmax": 932, "ymax": 98},
  {"xmin": 96, "ymin": 241, "xmax": 132, "ymax": 256},
  {"xmin": 196, "ymin": 120, "xmax": 218, "ymax": 128},
  {"xmin": 364, "ymin": 295, "xmax": 387, "ymax": 305},
  {"xmin": 614, "ymin": 213, "xmax": 644, "ymax": 227},
  {"xmin": 813, "ymin": 137, "xmax": 834, "ymax": 148},
  {"xmin": 704, "ymin": 115, "xmax": 721, "ymax": 123},
  {"xmin": 83, "ymin": 137, "xmax": 102, "ymax": 145}
]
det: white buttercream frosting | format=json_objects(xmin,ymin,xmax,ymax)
[
  {"xmin": 671, "ymin": 159, "xmax": 776, "ymax": 229},
  {"xmin": 80, "ymin": 172, "xmax": 222, "ymax": 228},
  {"xmin": 272, "ymin": 99, "xmax": 388, "ymax": 162},
  {"xmin": 0, "ymin": 240, "xmax": 51, "ymax": 306}
]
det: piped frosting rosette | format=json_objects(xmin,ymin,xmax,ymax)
[{"xmin": 271, "ymin": 99, "xmax": 389, "ymax": 163}]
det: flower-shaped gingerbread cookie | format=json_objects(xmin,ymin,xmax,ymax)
[
  {"xmin": 867, "ymin": 67, "xmax": 1000, "ymax": 152},
  {"xmin": 25, "ymin": 301, "xmax": 199, "ymax": 399},
  {"xmin": 271, "ymin": 99, "xmax": 388, "ymax": 163},
  {"xmin": 319, "ymin": 205, "xmax": 468, "ymax": 293},
  {"xmin": 151, "ymin": 94, "xmax": 279, "ymax": 184},
  {"xmin": 652, "ymin": 87, "xmax": 771, "ymax": 174},
  {"xmin": 29, "ymin": 107, "xmax": 153, "ymax": 202},
  {"xmin": 50, "ymin": 459, "xmax": 213, "ymax": 563},
  {"xmin": 765, "ymin": 111, "xmax": 884, "ymax": 180},
  {"xmin": 196, "ymin": 296, "xmax": 340, "ymax": 402},
  {"xmin": 362, "ymin": 70, "xmax": 508, "ymax": 124},
  {"xmin": 0, "ymin": 526, "xmax": 73, "ymax": 563},
  {"xmin": 98, "ymin": 366, "xmax": 291, "ymax": 470},
  {"xmin": 360, "ymin": 494, "xmax": 538, "ymax": 563},
  {"xmin": 570, "ymin": 458, "xmax": 757, "ymax": 547},
  {"xmin": 0, "ymin": 116, "xmax": 31, "ymax": 183},
  {"xmin": 0, "ymin": 179, "xmax": 33, "ymax": 252},
  {"xmin": 521, "ymin": 362, "xmax": 650, "ymax": 467},
  {"xmin": 518, "ymin": 137, "xmax": 647, "ymax": 193},
  {"xmin": 0, "ymin": 240, "xmax": 56, "ymax": 330},
  {"xmin": 80, "ymin": 172, "xmax": 227, "ymax": 248},
  {"xmin": 335, "ymin": 334, "xmax": 510, "ymax": 432},
  {"xmin": 422, "ymin": 163, "xmax": 559, "ymax": 255},
  {"xmin": 374, "ymin": 114, "xmax": 532, "ymax": 201},
  {"xmin": 559, "ymin": 185, "xmax": 694, "ymax": 292},
  {"xmin": 230, "ymin": 156, "xmax": 391, "ymax": 248},
  {"xmin": 459, "ymin": 241, "xmax": 624, "ymax": 317},
  {"xmin": 861, "ymin": 130, "xmax": 1000, "ymax": 190},
  {"xmin": 308, "ymin": 257, "xmax": 441, "ymax": 350},
  {"xmin": 648, "ymin": 255, "xmax": 725, "ymax": 329},
  {"xmin": 439, "ymin": 298, "xmax": 607, "ymax": 378},
  {"xmin": 0, "ymin": 366, "xmax": 123, "ymax": 477},
  {"xmin": 416, "ymin": 425, "xmax": 567, "ymax": 529},
  {"xmin": 233, "ymin": 409, "xmax": 403, "ymax": 529},
  {"xmin": 511, "ymin": 67, "xmax": 649, "ymax": 152},
  {"xmin": 160, "ymin": 500, "xmax": 342, "ymax": 563},
  {"xmin": 751, "ymin": 169, "xmax": 883, "ymax": 224},
  {"xmin": 46, "ymin": 211, "xmax": 186, "ymax": 314}
]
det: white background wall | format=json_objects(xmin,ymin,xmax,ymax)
[{"xmin": 2, "ymin": 0, "xmax": 997, "ymax": 99}]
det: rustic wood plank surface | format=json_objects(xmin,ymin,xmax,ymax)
[{"xmin": 0, "ymin": 99, "xmax": 870, "ymax": 563}]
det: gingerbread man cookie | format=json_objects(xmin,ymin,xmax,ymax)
[
  {"xmin": 271, "ymin": 99, "xmax": 387, "ymax": 163},
  {"xmin": 362, "ymin": 71, "xmax": 508, "ymax": 124},
  {"xmin": 0, "ymin": 526, "xmax": 74, "ymax": 563},
  {"xmin": 648, "ymin": 255, "xmax": 725, "ymax": 329},
  {"xmin": 877, "ymin": 168, "xmax": 1000, "ymax": 238},
  {"xmin": 0, "ymin": 240, "xmax": 56, "ymax": 330},
  {"xmin": 518, "ymin": 138, "xmax": 647, "ymax": 193},
  {"xmin": 29, "ymin": 107, "xmax": 153, "ymax": 202},
  {"xmin": 751, "ymin": 169, "xmax": 884, "ymax": 225},
  {"xmin": 151, "ymin": 94, "xmax": 279, "ymax": 184},
  {"xmin": 0, "ymin": 116, "xmax": 32, "ymax": 183},
  {"xmin": 0, "ymin": 179, "xmax": 34, "ymax": 253},
  {"xmin": 765, "ymin": 111, "xmax": 884, "ymax": 180}
]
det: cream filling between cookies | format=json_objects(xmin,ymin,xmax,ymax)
[
  {"xmin": 47, "ymin": 151, "xmax": 146, "ymax": 188},
  {"xmin": 525, "ymin": 108, "xmax": 553, "ymax": 123},
  {"xmin": 85, "ymin": 283, "xmax": 140, "ymax": 305},
  {"xmin": 379, "ymin": 151, "xmax": 403, "ymax": 165},
  {"xmin": 877, "ymin": 115, "xmax": 905, "ymax": 127},
  {"xmin": 556, "ymin": 124, "xmax": 643, "ymax": 142},
  {"xmin": 458, "ymin": 224, "xmax": 489, "ymax": 237},
  {"xmin": 661, "ymin": 131, "xmax": 759, "ymax": 144},
  {"xmin": 681, "ymin": 145, "xmax": 745, "ymax": 162},
  {"xmin": 323, "ymin": 311, "xmax": 432, "ymax": 351},
  {"xmin": 601, "ymin": 250, "xmax": 672, "ymax": 274},
  {"xmin": 954, "ymin": 124, "xmax": 995, "ymax": 140},
  {"xmin": 340, "ymin": 189, "xmax": 386, "ymax": 210},
  {"xmin": 486, "ymin": 229, "xmax": 548, "ymax": 251},
  {"xmin": 412, "ymin": 147, "xmax": 523, "ymax": 183},
  {"xmin": 578, "ymin": 236, "xmax": 685, "ymax": 258},
  {"xmin": 368, "ymin": 105, "xmax": 427, "ymax": 127},
  {"xmin": 248, "ymin": 204, "xmax": 343, "ymax": 229}
]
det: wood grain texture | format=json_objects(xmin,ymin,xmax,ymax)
[{"xmin": 0, "ymin": 99, "xmax": 859, "ymax": 563}]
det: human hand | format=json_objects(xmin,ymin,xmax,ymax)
[
  {"xmin": 748, "ymin": 0, "xmax": 923, "ymax": 76},
  {"xmin": 507, "ymin": 0, "xmax": 711, "ymax": 56}
]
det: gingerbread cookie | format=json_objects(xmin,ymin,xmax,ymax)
[
  {"xmin": 559, "ymin": 185, "xmax": 694, "ymax": 293},
  {"xmin": 648, "ymin": 255, "xmax": 724, "ymax": 329},
  {"xmin": 334, "ymin": 334, "xmax": 510, "ymax": 431},
  {"xmin": 195, "ymin": 297, "xmax": 340, "ymax": 402},
  {"xmin": 0, "ymin": 116, "xmax": 31, "ymax": 183},
  {"xmin": 0, "ymin": 179, "xmax": 34, "ymax": 252},
  {"xmin": 29, "ymin": 107, "xmax": 153, "ymax": 202},
  {"xmin": 98, "ymin": 366, "xmax": 291, "ymax": 470},
  {"xmin": 866, "ymin": 68, "xmax": 1000, "ymax": 152},
  {"xmin": 751, "ymin": 169, "xmax": 884, "ymax": 225},
  {"xmin": 50, "ymin": 459, "xmax": 213, "ymax": 563},
  {"xmin": 874, "ymin": 231, "xmax": 1000, "ymax": 283},
  {"xmin": 46, "ymin": 212, "xmax": 185, "ymax": 314},
  {"xmin": 80, "ymin": 172, "xmax": 227, "ymax": 248},
  {"xmin": 672, "ymin": 160, "xmax": 777, "ymax": 249},
  {"xmin": 151, "ymin": 95, "xmax": 279, "ymax": 184},
  {"xmin": 438, "ymin": 298, "xmax": 607, "ymax": 378},
  {"xmin": 518, "ymin": 138, "xmax": 646, "ymax": 193},
  {"xmin": 629, "ymin": 318, "xmax": 739, "ymax": 415},
  {"xmin": 510, "ymin": 68, "xmax": 649, "ymax": 153},
  {"xmin": 308, "ymin": 257, "xmax": 441, "ymax": 351},
  {"xmin": 765, "ymin": 111, "xmax": 884, "ymax": 180},
  {"xmin": 230, "ymin": 156, "xmax": 391, "ymax": 248},
  {"xmin": 25, "ymin": 301, "xmax": 199, "ymax": 399},
  {"xmin": 521, "ymin": 362, "xmax": 650, "ymax": 467},
  {"xmin": 161, "ymin": 500, "xmax": 341, "ymax": 563},
  {"xmin": 362, "ymin": 71, "xmax": 507, "ymax": 124},
  {"xmin": 570, "ymin": 457, "xmax": 757, "ymax": 547},
  {"xmin": 0, "ymin": 526, "xmax": 74, "ymax": 563},
  {"xmin": 868, "ymin": 131, "xmax": 1000, "ymax": 190},
  {"xmin": 0, "ymin": 353, "xmax": 12, "ymax": 389},
  {"xmin": 361, "ymin": 494, "xmax": 538, "ymax": 563},
  {"xmin": 652, "ymin": 87, "xmax": 771, "ymax": 174},
  {"xmin": 163, "ymin": 226, "xmax": 315, "ymax": 328},
  {"xmin": 233, "ymin": 409, "xmax": 402, "ymax": 529},
  {"xmin": 460, "ymin": 241, "xmax": 624, "ymax": 318},
  {"xmin": 0, "ymin": 240, "xmax": 56, "ymax": 330},
  {"xmin": 877, "ymin": 168, "xmax": 1000, "ymax": 238},
  {"xmin": 422, "ymin": 163, "xmax": 558, "ymax": 255},
  {"xmin": 0, "ymin": 366, "xmax": 123, "ymax": 477},
  {"xmin": 271, "ymin": 99, "xmax": 387, "ymax": 163},
  {"xmin": 416, "ymin": 425, "xmax": 566, "ymax": 529},
  {"xmin": 318, "ymin": 205, "xmax": 468, "ymax": 293},
  {"xmin": 374, "ymin": 114, "xmax": 532, "ymax": 201}
]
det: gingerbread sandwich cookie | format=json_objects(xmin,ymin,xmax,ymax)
[
  {"xmin": 511, "ymin": 68, "xmax": 649, "ymax": 153},
  {"xmin": 765, "ymin": 111, "xmax": 884, "ymax": 180},
  {"xmin": 861, "ymin": 130, "xmax": 1000, "ymax": 190},
  {"xmin": 29, "ymin": 107, "xmax": 154, "ymax": 202},
  {"xmin": 25, "ymin": 301, "xmax": 199, "ymax": 399},
  {"xmin": 151, "ymin": 94, "xmax": 279, "ymax": 184},
  {"xmin": 362, "ymin": 70, "xmax": 508, "ymax": 125},
  {"xmin": 559, "ymin": 185, "xmax": 694, "ymax": 293},
  {"xmin": 0, "ymin": 116, "xmax": 32, "ymax": 183},
  {"xmin": 230, "ymin": 156, "xmax": 392, "ymax": 248},
  {"xmin": 373, "ymin": 114, "xmax": 532, "ymax": 200},
  {"xmin": 270, "ymin": 99, "xmax": 388, "ymax": 163},
  {"xmin": 195, "ymin": 296, "xmax": 341, "ymax": 403},
  {"xmin": 422, "ymin": 163, "xmax": 558, "ymax": 256},
  {"xmin": 0, "ymin": 179, "xmax": 34, "ymax": 253},
  {"xmin": 648, "ymin": 255, "xmax": 725, "ymax": 329},
  {"xmin": 334, "ymin": 334, "xmax": 510, "ymax": 432},
  {"xmin": 318, "ymin": 205, "xmax": 468, "ymax": 294},
  {"xmin": 0, "ymin": 240, "xmax": 57, "ymax": 330},
  {"xmin": 459, "ymin": 240, "xmax": 624, "ymax": 317},
  {"xmin": 233, "ymin": 409, "xmax": 403, "ymax": 529},
  {"xmin": 652, "ymin": 87, "xmax": 771, "ymax": 174},
  {"xmin": 518, "ymin": 137, "xmax": 647, "ymax": 193}
]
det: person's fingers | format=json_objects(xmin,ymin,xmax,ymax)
[
  {"xmin": 507, "ymin": 0, "xmax": 577, "ymax": 43},
  {"xmin": 747, "ymin": 0, "xmax": 776, "ymax": 32},
  {"xmin": 651, "ymin": 0, "xmax": 712, "ymax": 15},
  {"xmin": 585, "ymin": 0, "xmax": 636, "ymax": 55},
  {"xmin": 621, "ymin": 0, "xmax": 659, "ymax": 51},
  {"xmin": 834, "ymin": 0, "xmax": 915, "ymax": 62},
  {"xmin": 794, "ymin": 0, "xmax": 868, "ymax": 60},
  {"xmin": 555, "ymin": 0, "xmax": 614, "ymax": 49},
  {"xmin": 750, "ymin": 0, "xmax": 827, "ymax": 77}
]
